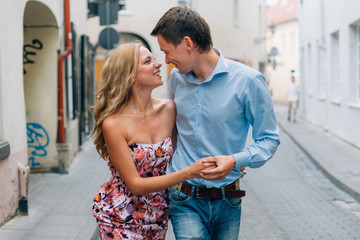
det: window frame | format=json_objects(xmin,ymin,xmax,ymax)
[
  {"xmin": 356, "ymin": 25, "xmax": 360, "ymax": 102},
  {"xmin": 330, "ymin": 31, "xmax": 340, "ymax": 102},
  {"xmin": 0, "ymin": 45, "xmax": 3, "ymax": 139},
  {"xmin": 178, "ymin": 0, "xmax": 192, "ymax": 8},
  {"xmin": 307, "ymin": 43, "xmax": 313, "ymax": 97},
  {"xmin": 317, "ymin": 41, "xmax": 326, "ymax": 100}
]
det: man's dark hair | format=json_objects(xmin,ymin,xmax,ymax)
[{"xmin": 151, "ymin": 6, "xmax": 213, "ymax": 53}]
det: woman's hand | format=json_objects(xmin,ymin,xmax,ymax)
[{"xmin": 186, "ymin": 159, "xmax": 217, "ymax": 179}]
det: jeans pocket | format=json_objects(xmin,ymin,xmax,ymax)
[
  {"xmin": 169, "ymin": 188, "xmax": 191, "ymax": 203},
  {"xmin": 225, "ymin": 197, "xmax": 242, "ymax": 208}
]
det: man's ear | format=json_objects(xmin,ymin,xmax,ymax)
[{"xmin": 183, "ymin": 36, "xmax": 194, "ymax": 51}]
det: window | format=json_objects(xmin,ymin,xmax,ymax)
[
  {"xmin": 282, "ymin": 33, "xmax": 286, "ymax": 54},
  {"xmin": 258, "ymin": 5, "xmax": 262, "ymax": 34},
  {"xmin": 307, "ymin": 43, "xmax": 313, "ymax": 96},
  {"xmin": 356, "ymin": 26, "xmax": 360, "ymax": 102},
  {"xmin": 291, "ymin": 32, "xmax": 295, "ymax": 53},
  {"xmin": 331, "ymin": 31, "xmax": 340, "ymax": 101},
  {"xmin": 233, "ymin": 0, "xmax": 239, "ymax": 27},
  {"xmin": 119, "ymin": 0, "xmax": 127, "ymax": 11},
  {"xmin": 0, "ymin": 45, "xmax": 3, "ymax": 139},
  {"xmin": 118, "ymin": 0, "xmax": 132, "ymax": 15},
  {"xmin": 66, "ymin": 54, "xmax": 74, "ymax": 119},
  {"xmin": 300, "ymin": 47, "xmax": 306, "ymax": 113},
  {"xmin": 317, "ymin": 41, "xmax": 326, "ymax": 99},
  {"xmin": 178, "ymin": 0, "xmax": 192, "ymax": 8},
  {"xmin": 350, "ymin": 22, "xmax": 360, "ymax": 104}
]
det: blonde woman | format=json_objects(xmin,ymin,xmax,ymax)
[{"xmin": 91, "ymin": 42, "xmax": 211, "ymax": 240}]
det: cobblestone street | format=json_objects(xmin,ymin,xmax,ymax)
[{"xmin": 238, "ymin": 129, "xmax": 360, "ymax": 239}]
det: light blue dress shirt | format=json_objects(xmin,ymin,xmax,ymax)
[{"xmin": 168, "ymin": 48, "xmax": 280, "ymax": 188}]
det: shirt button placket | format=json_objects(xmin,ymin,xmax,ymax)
[{"xmin": 195, "ymin": 85, "xmax": 204, "ymax": 155}]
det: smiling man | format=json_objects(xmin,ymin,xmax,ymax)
[{"xmin": 151, "ymin": 6, "xmax": 280, "ymax": 240}]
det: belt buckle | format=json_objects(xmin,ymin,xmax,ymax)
[
  {"xmin": 171, "ymin": 182, "xmax": 183, "ymax": 192},
  {"xmin": 234, "ymin": 179, "xmax": 240, "ymax": 189},
  {"xmin": 195, "ymin": 188, "xmax": 206, "ymax": 199}
]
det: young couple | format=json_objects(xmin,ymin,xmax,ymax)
[{"xmin": 92, "ymin": 6, "xmax": 280, "ymax": 240}]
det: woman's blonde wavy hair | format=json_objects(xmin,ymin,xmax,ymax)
[{"xmin": 92, "ymin": 42, "xmax": 142, "ymax": 160}]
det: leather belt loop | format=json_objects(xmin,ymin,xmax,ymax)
[
  {"xmin": 221, "ymin": 187, "xmax": 226, "ymax": 200},
  {"xmin": 190, "ymin": 185, "xmax": 196, "ymax": 197}
]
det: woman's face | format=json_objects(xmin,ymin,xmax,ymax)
[{"xmin": 134, "ymin": 46, "xmax": 163, "ymax": 90}]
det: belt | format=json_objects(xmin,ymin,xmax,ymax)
[{"xmin": 171, "ymin": 180, "xmax": 246, "ymax": 199}]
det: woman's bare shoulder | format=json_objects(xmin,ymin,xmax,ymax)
[
  {"xmin": 102, "ymin": 113, "xmax": 129, "ymax": 135},
  {"xmin": 155, "ymin": 98, "xmax": 176, "ymax": 111}
]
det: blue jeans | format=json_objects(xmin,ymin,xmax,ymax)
[{"xmin": 169, "ymin": 187, "xmax": 242, "ymax": 240}]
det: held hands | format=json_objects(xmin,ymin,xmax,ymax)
[
  {"xmin": 188, "ymin": 158, "xmax": 217, "ymax": 179},
  {"xmin": 199, "ymin": 155, "xmax": 247, "ymax": 180}
]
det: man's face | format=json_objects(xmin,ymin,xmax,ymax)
[{"xmin": 157, "ymin": 35, "xmax": 192, "ymax": 74}]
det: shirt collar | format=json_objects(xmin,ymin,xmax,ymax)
[{"xmin": 185, "ymin": 48, "xmax": 230, "ymax": 84}]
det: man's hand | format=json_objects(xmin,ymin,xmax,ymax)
[
  {"xmin": 240, "ymin": 168, "xmax": 246, "ymax": 177},
  {"xmin": 200, "ymin": 155, "xmax": 235, "ymax": 180}
]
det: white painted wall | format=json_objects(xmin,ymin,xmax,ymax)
[
  {"xmin": 298, "ymin": 0, "xmax": 360, "ymax": 148},
  {"xmin": 0, "ymin": 0, "xmax": 88, "ymax": 225},
  {"xmin": 0, "ymin": 1, "xmax": 28, "ymax": 155},
  {"xmin": 0, "ymin": 0, "xmax": 31, "ymax": 225}
]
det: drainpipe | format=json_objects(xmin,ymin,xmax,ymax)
[
  {"xmin": 57, "ymin": 0, "xmax": 72, "ymax": 144},
  {"xmin": 18, "ymin": 162, "xmax": 30, "ymax": 215}
]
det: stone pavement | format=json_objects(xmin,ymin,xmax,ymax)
[
  {"xmin": 275, "ymin": 102, "xmax": 360, "ymax": 203},
  {"xmin": 1, "ymin": 103, "xmax": 360, "ymax": 240}
]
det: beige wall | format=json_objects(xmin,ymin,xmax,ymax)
[
  {"xmin": 24, "ymin": 26, "xmax": 59, "ymax": 168},
  {"xmin": 266, "ymin": 20, "xmax": 299, "ymax": 101}
]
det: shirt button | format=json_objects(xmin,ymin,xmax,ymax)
[{"xmin": 198, "ymin": 104, "xmax": 201, "ymax": 107}]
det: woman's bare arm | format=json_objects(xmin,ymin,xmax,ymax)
[{"xmin": 102, "ymin": 115, "xmax": 207, "ymax": 195}]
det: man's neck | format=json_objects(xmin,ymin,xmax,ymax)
[{"xmin": 192, "ymin": 49, "xmax": 220, "ymax": 83}]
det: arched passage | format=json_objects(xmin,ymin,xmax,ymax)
[{"xmin": 23, "ymin": 1, "xmax": 59, "ymax": 169}]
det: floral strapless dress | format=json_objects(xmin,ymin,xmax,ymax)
[{"xmin": 93, "ymin": 137, "xmax": 173, "ymax": 240}]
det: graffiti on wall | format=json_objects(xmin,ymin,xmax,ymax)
[
  {"xmin": 23, "ymin": 39, "xmax": 43, "ymax": 75},
  {"xmin": 27, "ymin": 122, "xmax": 49, "ymax": 167}
]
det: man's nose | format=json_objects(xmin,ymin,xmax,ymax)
[{"xmin": 165, "ymin": 55, "xmax": 170, "ymax": 64}]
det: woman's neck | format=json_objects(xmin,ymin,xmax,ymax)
[{"xmin": 126, "ymin": 94, "xmax": 156, "ymax": 116}]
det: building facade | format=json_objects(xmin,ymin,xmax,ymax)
[
  {"xmin": 298, "ymin": 0, "xmax": 360, "ymax": 148},
  {"xmin": 87, "ymin": 0, "xmax": 267, "ymax": 98},
  {"xmin": 0, "ymin": 0, "xmax": 93, "ymax": 225}
]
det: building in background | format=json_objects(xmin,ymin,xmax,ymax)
[
  {"xmin": 298, "ymin": 0, "xmax": 360, "ymax": 148},
  {"xmin": 265, "ymin": 0, "xmax": 299, "ymax": 102},
  {"xmin": 87, "ymin": 0, "xmax": 267, "ymax": 98},
  {"xmin": 0, "ymin": 0, "xmax": 93, "ymax": 225}
]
